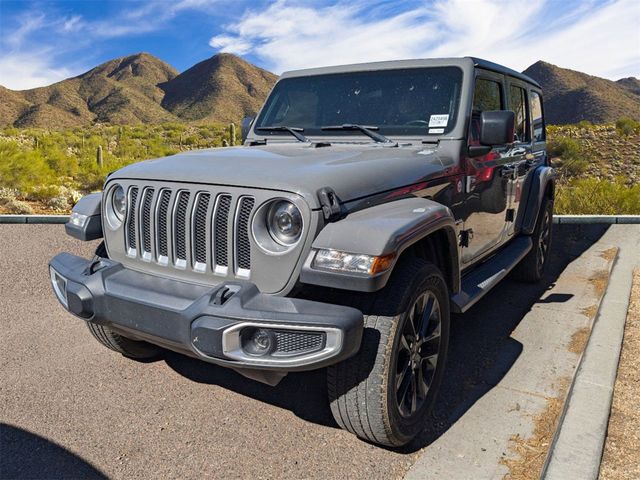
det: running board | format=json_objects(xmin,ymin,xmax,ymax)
[{"xmin": 451, "ymin": 236, "xmax": 533, "ymax": 313}]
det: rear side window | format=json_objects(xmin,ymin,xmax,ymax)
[
  {"xmin": 509, "ymin": 85, "xmax": 529, "ymax": 142},
  {"xmin": 473, "ymin": 78, "xmax": 502, "ymax": 111},
  {"xmin": 530, "ymin": 91, "xmax": 545, "ymax": 142}
]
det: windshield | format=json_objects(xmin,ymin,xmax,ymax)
[{"xmin": 255, "ymin": 67, "xmax": 463, "ymax": 138}]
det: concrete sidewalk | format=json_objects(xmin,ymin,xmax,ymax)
[
  {"xmin": 543, "ymin": 225, "xmax": 639, "ymax": 479},
  {"xmin": 406, "ymin": 226, "xmax": 634, "ymax": 479}
]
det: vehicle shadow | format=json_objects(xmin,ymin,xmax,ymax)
[
  {"xmin": 165, "ymin": 224, "xmax": 609, "ymax": 449},
  {"xmin": 0, "ymin": 423, "xmax": 108, "ymax": 479}
]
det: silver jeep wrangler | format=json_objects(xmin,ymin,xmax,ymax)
[{"xmin": 50, "ymin": 57, "xmax": 554, "ymax": 447}]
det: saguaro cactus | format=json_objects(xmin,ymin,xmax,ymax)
[
  {"xmin": 229, "ymin": 123, "xmax": 236, "ymax": 146},
  {"xmin": 96, "ymin": 145, "xmax": 103, "ymax": 168}
]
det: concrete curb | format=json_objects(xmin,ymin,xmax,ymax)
[
  {"xmin": 2, "ymin": 214, "xmax": 639, "ymax": 225},
  {"xmin": 0, "ymin": 214, "xmax": 69, "ymax": 224},
  {"xmin": 553, "ymin": 215, "xmax": 640, "ymax": 224},
  {"xmin": 542, "ymin": 225, "xmax": 640, "ymax": 480}
]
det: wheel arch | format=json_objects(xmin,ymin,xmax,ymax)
[
  {"xmin": 517, "ymin": 165, "xmax": 556, "ymax": 235},
  {"xmin": 300, "ymin": 197, "xmax": 461, "ymax": 293}
]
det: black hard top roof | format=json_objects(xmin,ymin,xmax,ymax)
[{"xmin": 470, "ymin": 57, "xmax": 541, "ymax": 88}]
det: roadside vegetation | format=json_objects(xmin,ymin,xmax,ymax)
[
  {"xmin": 0, "ymin": 120, "xmax": 638, "ymax": 214},
  {"xmin": 548, "ymin": 120, "xmax": 640, "ymax": 214},
  {"xmin": 0, "ymin": 123, "xmax": 231, "ymax": 214}
]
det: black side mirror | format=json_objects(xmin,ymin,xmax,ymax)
[
  {"xmin": 480, "ymin": 110, "xmax": 515, "ymax": 146},
  {"xmin": 241, "ymin": 116, "xmax": 254, "ymax": 143},
  {"xmin": 468, "ymin": 110, "xmax": 515, "ymax": 157}
]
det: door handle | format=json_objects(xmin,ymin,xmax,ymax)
[{"xmin": 501, "ymin": 166, "xmax": 516, "ymax": 177}]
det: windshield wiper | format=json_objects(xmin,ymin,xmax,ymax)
[
  {"xmin": 321, "ymin": 124, "xmax": 397, "ymax": 146},
  {"xmin": 254, "ymin": 125, "xmax": 308, "ymax": 143}
]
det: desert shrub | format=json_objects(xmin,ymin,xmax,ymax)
[
  {"xmin": 615, "ymin": 117, "xmax": 640, "ymax": 137},
  {"xmin": 0, "ymin": 140, "xmax": 55, "ymax": 190},
  {"xmin": 0, "ymin": 197, "xmax": 34, "ymax": 214},
  {"xmin": 555, "ymin": 177, "xmax": 640, "ymax": 215},
  {"xmin": 546, "ymin": 136, "xmax": 589, "ymax": 177},
  {"xmin": 47, "ymin": 196, "xmax": 71, "ymax": 210},
  {"xmin": 576, "ymin": 120, "xmax": 594, "ymax": 129}
]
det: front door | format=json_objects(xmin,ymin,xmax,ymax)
[{"xmin": 462, "ymin": 73, "xmax": 511, "ymax": 265}]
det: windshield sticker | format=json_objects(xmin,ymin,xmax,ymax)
[
  {"xmin": 428, "ymin": 114, "xmax": 449, "ymax": 127},
  {"xmin": 428, "ymin": 128, "xmax": 445, "ymax": 134}
]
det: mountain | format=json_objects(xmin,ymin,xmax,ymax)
[
  {"xmin": 523, "ymin": 61, "xmax": 640, "ymax": 124},
  {"xmin": 616, "ymin": 77, "xmax": 640, "ymax": 96},
  {"xmin": 2, "ymin": 54, "xmax": 638, "ymax": 128},
  {"xmin": 0, "ymin": 53, "xmax": 276, "ymax": 128},
  {"xmin": 1, "ymin": 53, "xmax": 180, "ymax": 128},
  {"xmin": 160, "ymin": 53, "xmax": 277, "ymax": 123}
]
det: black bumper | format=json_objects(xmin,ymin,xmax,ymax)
[{"xmin": 49, "ymin": 253, "xmax": 363, "ymax": 372}]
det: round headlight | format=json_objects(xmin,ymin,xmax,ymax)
[
  {"xmin": 112, "ymin": 185, "xmax": 126, "ymax": 220},
  {"xmin": 267, "ymin": 200, "xmax": 302, "ymax": 246}
]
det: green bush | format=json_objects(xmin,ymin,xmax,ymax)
[
  {"xmin": 546, "ymin": 136, "xmax": 589, "ymax": 177},
  {"xmin": 556, "ymin": 177, "xmax": 640, "ymax": 215},
  {"xmin": 615, "ymin": 117, "xmax": 640, "ymax": 137}
]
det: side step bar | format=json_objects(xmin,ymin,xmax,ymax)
[{"xmin": 451, "ymin": 236, "xmax": 533, "ymax": 313}]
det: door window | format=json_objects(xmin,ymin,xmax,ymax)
[
  {"xmin": 470, "ymin": 78, "xmax": 503, "ymax": 143},
  {"xmin": 530, "ymin": 91, "xmax": 545, "ymax": 142},
  {"xmin": 509, "ymin": 85, "xmax": 529, "ymax": 142}
]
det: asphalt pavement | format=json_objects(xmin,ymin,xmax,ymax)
[{"xmin": 0, "ymin": 224, "xmax": 619, "ymax": 479}]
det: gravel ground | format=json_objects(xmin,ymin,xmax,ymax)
[
  {"xmin": 599, "ymin": 269, "xmax": 640, "ymax": 480},
  {"xmin": 0, "ymin": 224, "xmax": 611, "ymax": 479}
]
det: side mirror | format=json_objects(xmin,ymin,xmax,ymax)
[
  {"xmin": 468, "ymin": 110, "xmax": 515, "ymax": 157},
  {"xmin": 241, "ymin": 116, "xmax": 255, "ymax": 143}
]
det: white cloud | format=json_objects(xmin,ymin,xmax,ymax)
[
  {"xmin": 210, "ymin": 0, "xmax": 640, "ymax": 79},
  {"xmin": 0, "ymin": 51, "xmax": 74, "ymax": 90}
]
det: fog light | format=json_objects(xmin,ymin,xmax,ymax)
[
  {"xmin": 49, "ymin": 267, "xmax": 68, "ymax": 308},
  {"xmin": 241, "ymin": 328, "xmax": 276, "ymax": 356}
]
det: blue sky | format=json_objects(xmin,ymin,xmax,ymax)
[{"xmin": 1, "ymin": 0, "xmax": 638, "ymax": 90}]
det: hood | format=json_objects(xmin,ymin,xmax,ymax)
[{"xmin": 111, "ymin": 142, "xmax": 456, "ymax": 209}]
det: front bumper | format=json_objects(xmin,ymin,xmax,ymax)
[{"xmin": 49, "ymin": 253, "xmax": 363, "ymax": 374}]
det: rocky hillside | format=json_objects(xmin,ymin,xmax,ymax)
[
  {"xmin": 160, "ymin": 53, "xmax": 277, "ymax": 123},
  {"xmin": 0, "ymin": 53, "xmax": 276, "ymax": 128},
  {"xmin": 549, "ymin": 123, "xmax": 640, "ymax": 184},
  {"xmin": 524, "ymin": 61, "xmax": 640, "ymax": 124}
]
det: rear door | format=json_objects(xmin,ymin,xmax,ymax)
[{"xmin": 505, "ymin": 80, "xmax": 535, "ymax": 237}]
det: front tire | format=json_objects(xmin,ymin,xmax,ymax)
[
  {"xmin": 327, "ymin": 258, "xmax": 450, "ymax": 447},
  {"xmin": 86, "ymin": 242, "xmax": 162, "ymax": 360}
]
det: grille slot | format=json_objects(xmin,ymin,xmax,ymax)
[
  {"xmin": 235, "ymin": 197, "xmax": 254, "ymax": 274},
  {"xmin": 140, "ymin": 188, "xmax": 154, "ymax": 257},
  {"xmin": 156, "ymin": 189, "xmax": 171, "ymax": 259},
  {"xmin": 192, "ymin": 193, "xmax": 210, "ymax": 267},
  {"xmin": 214, "ymin": 195, "xmax": 232, "ymax": 270},
  {"xmin": 174, "ymin": 191, "xmax": 191, "ymax": 263},
  {"xmin": 126, "ymin": 187, "xmax": 139, "ymax": 253},
  {"xmin": 273, "ymin": 331, "xmax": 325, "ymax": 357}
]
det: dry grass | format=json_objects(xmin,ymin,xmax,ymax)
[
  {"xmin": 568, "ymin": 327, "xmax": 592, "ymax": 354},
  {"xmin": 599, "ymin": 269, "xmax": 640, "ymax": 480},
  {"xmin": 501, "ymin": 378, "xmax": 571, "ymax": 480}
]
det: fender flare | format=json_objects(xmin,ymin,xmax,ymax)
[
  {"xmin": 517, "ymin": 166, "xmax": 556, "ymax": 235},
  {"xmin": 65, "ymin": 192, "xmax": 103, "ymax": 241},
  {"xmin": 300, "ymin": 197, "xmax": 460, "ymax": 293}
]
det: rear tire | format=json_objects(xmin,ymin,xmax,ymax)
[
  {"xmin": 86, "ymin": 242, "xmax": 162, "ymax": 360},
  {"xmin": 514, "ymin": 197, "xmax": 553, "ymax": 283},
  {"xmin": 327, "ymin": 258, "xmax": 450, "ymax": 447}
]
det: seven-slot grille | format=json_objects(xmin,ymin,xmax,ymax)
[{"xmin": 124, "ymin": 185, "xmax": 255, "ymax": 277}]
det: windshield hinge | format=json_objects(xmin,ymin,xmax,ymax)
[{"xmin": 317, "ymin": 187, "xmax": 343, "ymax": 222}]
